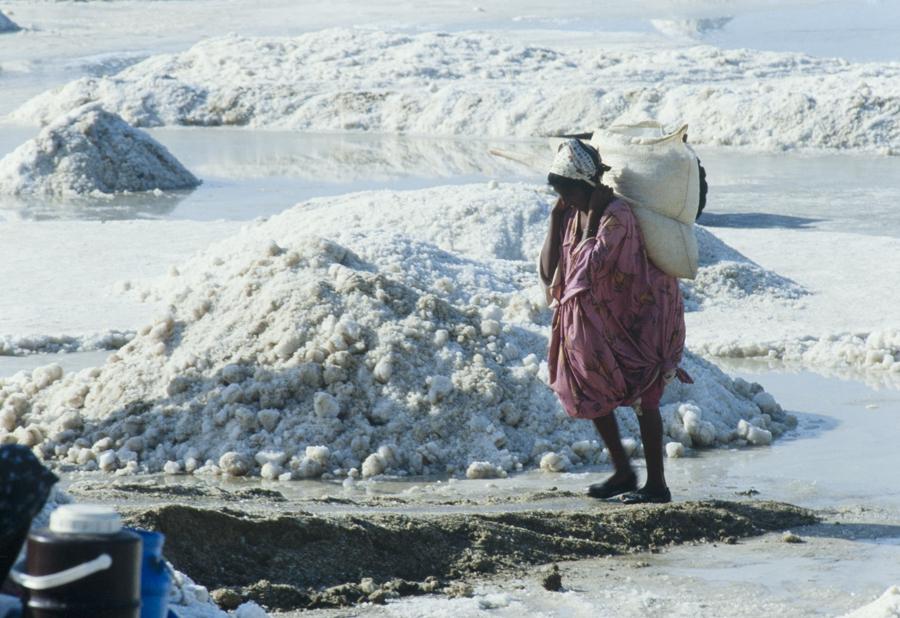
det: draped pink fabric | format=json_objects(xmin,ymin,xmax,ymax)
[{"xmin": 547, "ymin": 199, "xmax": 686, "ymax": 419}]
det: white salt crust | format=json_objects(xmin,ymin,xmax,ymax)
[
  {"xmin": 696, "ymin": 329, "xmax": 900, "ymax": 376},
  {"xmin": 0, "ymin": 104, "xmax": 200, "ymax": 196},
  {"xmin": 9, "ymin": 29, "xmax": 900, "ymax": 153},
  {"xmin": 842, "ymin": 585, "xmax": 900, "ymax": 618},
  {"xmin": 0, "ymin": 184, "xmax": 798, "ymax": 478}
]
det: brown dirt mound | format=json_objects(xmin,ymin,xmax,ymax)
[{"xmin": 124, "ymin": 500, "xmax": 816, "ymax": 610}]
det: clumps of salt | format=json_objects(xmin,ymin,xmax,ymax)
[
  {"xmin": 665, "ymin": 442, "xmax": 685, "ymax": 458},
  {"xmin": 466, "ymin": 461, "xmax": 507, "ymax": 479},
  {"xmin": 539, "ymin": 451, "xmax": 570, "ymax": 473},
  {"xmin": 0, "ymin": 185, "xmax": 798, "ymax": 479},
  {"xmin": 12, "ymin": 29, "xmax": 900, "ymax": 153},
  {"xmin": 0, "ymin": 104, "xmax": 200, "ymax": 197}
]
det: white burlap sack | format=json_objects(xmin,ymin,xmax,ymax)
[
  {"xmin": 590, "ymin": 122, "xmax": 700, "ymax": 279},
  {"xmin": 590, "ymin": 122, "xmax": 699, "ymax": 224}
]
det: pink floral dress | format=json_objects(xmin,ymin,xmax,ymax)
[{"xmin": 547, "ymin": 199, "xmax": 688, "ymax": 419}]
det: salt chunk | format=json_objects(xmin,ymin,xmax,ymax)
[
  {"xmin": 361, "ymin": 453, "xmax": 386, "ymax": 477},
  {"xmin": 254, "ymin": 450, "xmax": 287, "ymax": 466},
  {"xmin": 275, "ymin": 335, "xmax": 302, "ymax": 360},
  {"xmin": 466, "ymin": 461, "xmax": 505, "ymax": 479},
  {"xmin": 260, "ymin": 462, "xmax": 282, "ymax": 480},
  {"xmin": 373, "ymin": 356, "xmax": 393, "ymax": 384},
  {"xmin": 221, "ymin": 384, "xmax": 242, "ymax": 404},
  {"xmin": 752, "ymin": 391, "xmax": 781, "ymax": 414},
  {"xmin": 480, "ymin": 319, "xmax": 501, "ymax": 337},
  {"xmin": 220, "ymin": 364, "xmax": 245, "ymax": 384},
  {"xmin": 12, "ymin": 425, "xmax": 41, "ymax": 447},
  {"xmin": 163, "ymin": 460, "xmax": 183, "ymax": 475},
  {"xmin": 539, "ymin": 451, "xmax": 569, "ymax": 472},
  {"xmin": 291, "ymin": 456, "xmax": 324, "ymax": 478},
  {"xmin": 98, "ymin": 450, "xmax": 117, "ymax": 471},
  {"xmin": 433, "ymin": 329, "xmax": 449, "ymax": 346},
  {"xmin": 313, "ymin": 391, "xmax": 340, "ymax": 418},
  {"xmin": 481, "ymin": 304, "xmax": 503, "ymax": 321},
  {"xmin": 572, "ymin": 440, "xmax": 599, "ymax": 459},
  {"xmin": 336, "ymin": 319, "xmax": 361, "ymax": 342},
  {"xmin": 0, "ymin": 408, "xmax": 16, "ymax": 432},
  {"xmin": 257, "ymin": 408, "xmax": 281, "ymax": 432},
  {"xmin": 427, "ymin": 376, "xmax": 454, "ymax": 404},
  {"xmin": 122, "ymin": 436, "xmax": 143, "ymax": 453},
  {"xmin": 305, "ymin": 445, "xmax": 331, "ymax": 466},
  {"xmin": 746, "ymin": 426, "xmax": 773, "ymax": 446},
  {"xmin": 376, "ymin": 444, "xmax": 397, "ymax": 466},
  {"xmin": 218, "ymin": 451, "xmax": 252, "ymax": 476},
  {"xmin": 665, "ymin": 442, "xmax": 685, "ymax": 458}
]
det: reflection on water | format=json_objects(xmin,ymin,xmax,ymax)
[
  {"xmin": 713, "ymin": 356, "xmax": 900, "ymax": 392},
  {"xmin": 0, "ymin": 128, "xmax": 548, "ymax": 221},
  {"xmin": 162, "ymin": 129, "xmax": 548, "ymax": 182},
  {"xmin": 0, "ymin": 191, "xmax": 190, "ymax": 221},
  {"xmin": 2, "ymin": 126, "xmax": 900, "ymax": 235}
]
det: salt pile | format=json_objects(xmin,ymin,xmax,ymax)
[
  {"xmin": 0, "ymin": 184, "xmax": 796, "ymax": 479},
  {"xmin": 0, "ymin": 10, "xmax": 19, "ymax": 33},
  {"xmin": 9, "ymin": 29, "xmax": 900, "ymax": 153},
  {"xmin": 684, "ymin": 226, "xmax": 807, "ymax": 310},
  {"xmin": 0, "ymin": 104, "xmax": 200, "ymax": 196}
]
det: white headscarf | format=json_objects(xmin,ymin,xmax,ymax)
[{"xmin": 548, "ymin": 139, "xmax": 609, "ymax": 187}]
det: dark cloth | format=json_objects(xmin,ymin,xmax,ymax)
[{"xmin": 0, "ymin": 445, "xmax": 58, "ymax": 584}]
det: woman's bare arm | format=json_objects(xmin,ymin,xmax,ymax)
[{"xmin": 540, "ymin": 198, "xmax": 568, "ymax": 285}]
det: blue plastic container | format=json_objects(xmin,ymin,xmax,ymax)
[{"xmin": 131, "ymin": 530, "xmax": 171, "ymax": 618}]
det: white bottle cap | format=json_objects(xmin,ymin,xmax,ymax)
[{"xmin": 49, "ymin": 504, "xmax": 123, "ymax": 535}]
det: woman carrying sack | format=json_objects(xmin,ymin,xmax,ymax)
[{"xmin": 539, "ymin": 139, "xmax": 691, "ymax": 504}]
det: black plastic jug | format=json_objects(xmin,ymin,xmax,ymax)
[{"xmin": 11, "ymin": 504, "xmax": 141, "ymax": 618}]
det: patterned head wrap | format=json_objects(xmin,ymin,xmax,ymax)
[{"xmin": 548, "ymin": 139, "xmax": 611, "ymax": 187}]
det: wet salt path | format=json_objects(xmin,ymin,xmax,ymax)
[{"xmin": 277, "ymin": 366, "xmax": 900, "ymax": 618}]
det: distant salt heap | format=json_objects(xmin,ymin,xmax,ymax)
[
  {"xmin": 8, "ymin": 28, "xmax": 900, "ymax": 152},
  {"xmin": 0, "ymin": 105, "xmax": 199, "ymax": 197},
  {"xmin": 0, "ymin": 184, "xmax": 796, "ymax": 479},
  {"xmin": 0, "ymin": 10, "xmax": 20, "ymax": 33}
]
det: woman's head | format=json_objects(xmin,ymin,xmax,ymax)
[{"xmin": 547, "ymin": 139, "xmax": 611, "ymax": 210}]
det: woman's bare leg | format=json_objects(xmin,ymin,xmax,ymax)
[
  {"xmin": 591, "ymin": 414, "xmax": 633, "ymax": 480},
  {"xmin": 636, "ymin": 407, "xmax": 666, "ymax": 492}
]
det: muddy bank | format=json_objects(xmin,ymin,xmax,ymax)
[{"xmin": 123, "ymin": 500, "xmax": 815, "ymax": 611}]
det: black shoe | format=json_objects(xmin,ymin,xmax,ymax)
[
  {"xmin": 587, "ymin": 472, "xmax": 638, "ymax": 499},
  {"xmin": 621, "ymin": 486, "xmax": 672, "ymax": 504}
]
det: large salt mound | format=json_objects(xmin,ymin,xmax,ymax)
[
  {"xmin": 0, "ymin": 185, "xmax": 795, "ymax": 479},
  {"xmin": 9, "ymin": 29, "xmax": 900, "ymax": 153},
  {"xmin": 0, "ymin": 10, "xmax": 19, "ymax": 33},
  {"xmin": 0, "ymin": 104, "xmax": 200, "ymax": 196}
]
